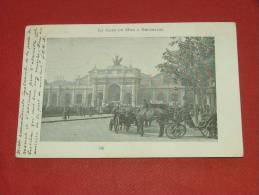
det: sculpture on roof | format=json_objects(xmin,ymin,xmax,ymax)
[{"xmin": 112, "ymin": 55, "xmax": 123, "ymax": 66}]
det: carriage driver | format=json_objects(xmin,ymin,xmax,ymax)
[
  {"xmin": 143, "ymin": 99, "xmax": 150, "ymax": 111},
  {"xmin": 112, "ymin": 104, "xmax": 120, "ymax": 121}
]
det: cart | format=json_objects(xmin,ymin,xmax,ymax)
[{"xmin": 165, "ymin": 112, "xmax": 217, "ymax": 139}]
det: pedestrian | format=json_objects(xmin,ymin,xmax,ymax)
[
  {"xmin": 62, "ymin": 107, "xmax": 66, "ymax": 120},
  {"xmin": 67, "ymin": 106, "xmax": 70, "ymax": 119}
]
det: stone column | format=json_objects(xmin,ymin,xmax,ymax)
[
  {"xmin": 47, "ymin": 88, "xmax": 51, "ymax": 107},
  {"xmin": 84, "ymin": 88, "xmax": 87, "ymax": 106},
  {"xmin": 131, "ymin": 84, "xmax": 136, "ymax": 106},
  {"xmin": 102, "ymin": 84, "xmax": 107, "ymax": 106},
  {"xmin": 71, "ymin": 87, "xmax": 75, "ymax": 106},
  {"xmin": 57, "ymin": 87, "xmax": 61, "ymax": 107},
  {"xmin": 91, "ymin": 85, "xmax": 96, "ymax": 107},
  {"xmin": 120, "ymin": 84, "xmax": 124, "ymax": 104}
]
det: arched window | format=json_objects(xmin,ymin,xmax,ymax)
[
  {"xmin": 76, "ymin": 94, "xmax": 83, "ymax": 105},
  {"xmin": 50, "ymin": 93, "xmax": 57, "ymax": 106},
  {"xmin": 108, "ymin": 84, "xmax": 120, "ymax": 102},
  {"xmin": 64, "ymin": 93, "xmax": 71, "ymax": 106}
]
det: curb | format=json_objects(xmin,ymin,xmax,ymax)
[{"xmin": 42, "ymin": 115, "xmax": 113, "ymax": 123}]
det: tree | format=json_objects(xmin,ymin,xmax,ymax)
[
  {"xmin": 157, "ymin": 37, "xmax": 216, "ymax": 122},
  {"xmin": 157, "ymin": 37, "xmax": 215, "ymax": 88}
]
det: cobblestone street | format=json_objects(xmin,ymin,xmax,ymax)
[{"xmin": 40, "ymin": 117, "xmax": 213, "ymax": 142}]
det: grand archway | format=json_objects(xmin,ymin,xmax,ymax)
[{"xmin": 108, "ymin": 84, "xmax": 120, "ymax": 103}]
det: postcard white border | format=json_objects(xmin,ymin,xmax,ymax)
[{"xmin": 16, "ymin": 23, "xmax": 243, "ymax": 158}]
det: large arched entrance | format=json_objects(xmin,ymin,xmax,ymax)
[{"xmin": 108, "ymin": 84, "xmax": 120, "ymax": 103}]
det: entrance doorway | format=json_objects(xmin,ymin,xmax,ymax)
[{"xmin": 108, "ymin": 84, "xmax": 120, "ymax": 103}]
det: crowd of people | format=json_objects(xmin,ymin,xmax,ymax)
[
  {"xmin": 42, "ymin": 105, "xmax": 111, "ymax": 119},
  {"xmin": 42, "ymin": 99, "xmax": 215, "ymax": 125}
]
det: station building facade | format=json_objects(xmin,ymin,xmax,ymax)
[{"xmin": 43, "ymin": 63, "xmax": 216, "ymax": 110}]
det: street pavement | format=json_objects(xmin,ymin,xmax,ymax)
[
  {"xmin": 42, "ymin": 114, "xmax": 113, "ymax": 123},
  {"xmin": 40, "ymin": 117, "xmax": 214, "ymax": 142}
]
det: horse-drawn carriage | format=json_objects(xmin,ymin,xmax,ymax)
[
  {"xmin": 165, "ymin": 111, "xmax": 217, "ymax": 139},
  {"xmin": 109, "ymin": 105, "xmax": 136, "ymax": 133},
  {"xmin": 109, "ymin": 104, "xmax": 217, "ymax": 139}
]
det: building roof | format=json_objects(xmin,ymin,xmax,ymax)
[
  {"xmin": 49, "ymin": 80, "xmax": 75, "ymax": 87},
  {"xmin": 107, "ymin": 64, "xmax": 129, "ymax": 69}
]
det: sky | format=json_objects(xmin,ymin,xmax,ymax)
[{"xmin": 45, "ymin": 37, "xmax": 172, "ymax": 81}]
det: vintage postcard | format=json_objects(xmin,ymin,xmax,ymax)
[{"xmin": 16, "ymin": 23, "xmax": 243, "ymax": 158}]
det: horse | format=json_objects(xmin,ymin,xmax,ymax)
[
  {"xmin": 135, "ymin": 104, "xmax": 169, "ymax": 137},
  {"xmin": 109, "ymin": 106, "xmax": 137, "ymax": 133},
  {"xmin": 144, "ymin": 117, "xmax": 153, "ymax": 127}
]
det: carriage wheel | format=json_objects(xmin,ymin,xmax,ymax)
[
  {"xmin": 166, "ymin": 123, "xmax": 186, "ymax": 139},
  {"xmin": 199, "ymin": 119, "xmax": 217, "ymax": 138},
  {"xmin": 199, "ymin": 127, "xmax": 210, "ymax": 138},
  {"xmin": 208, "ymin": 119, "xmax": 217, "ymax": 138}
]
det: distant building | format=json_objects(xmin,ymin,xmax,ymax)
[{"xmin": 43, "ymin": 62, "xmax": 216, "ymax": 110}]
